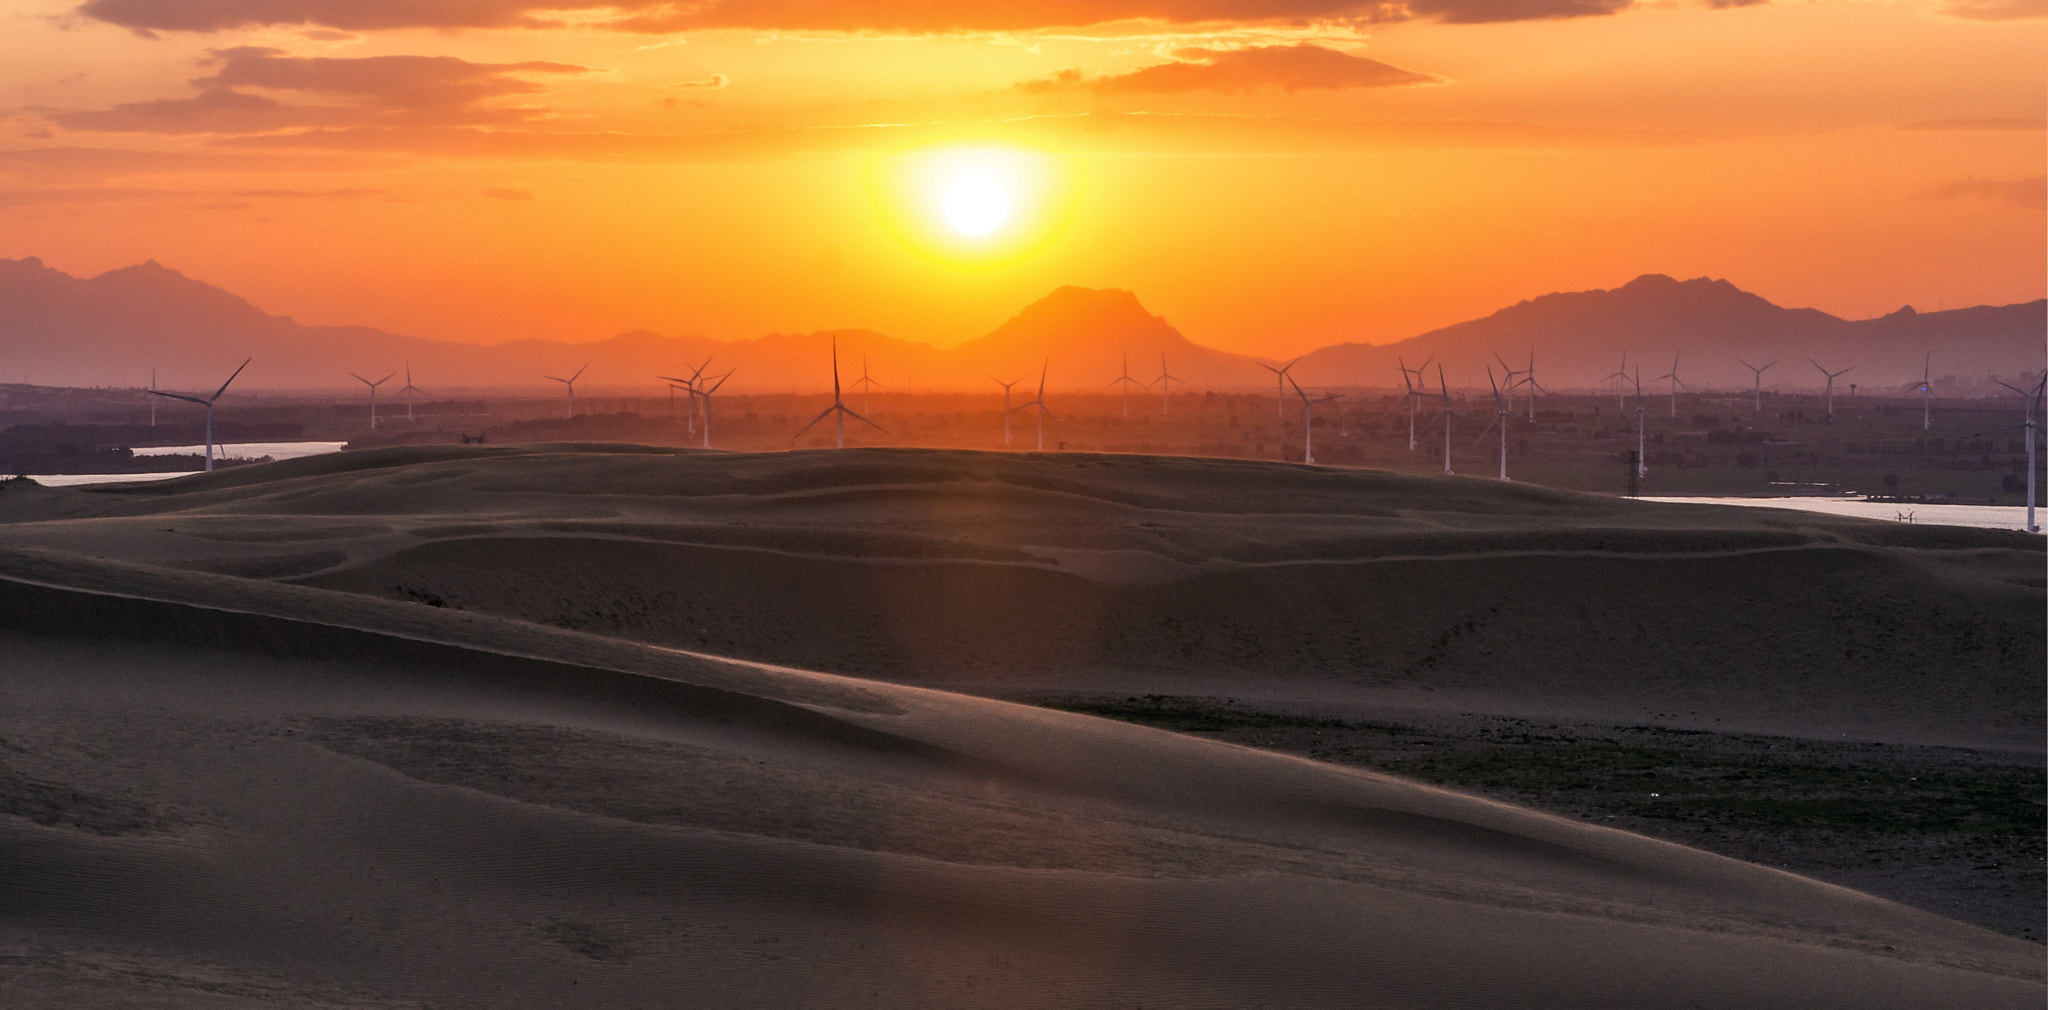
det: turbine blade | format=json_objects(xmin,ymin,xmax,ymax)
[
  {"xmin": 841, "ymin": 406, "xmax": 888, "ymax": 433},
  {"xmin": 147, "ymin": 390, "xmax": 209, "ymax": 405},
  {"xmin": 790, "ymin": 404, "xmax": 838, "ymax": 441},
  {"xmin": 570, "ymin": 363, "xmax": 589, "ymax": 382},
  {"xmin": 211, "ymin": 357, "xmax": 252, "ymax": 401}
]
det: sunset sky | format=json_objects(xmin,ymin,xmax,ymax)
[{"xmin": 1, "ymin": 0, "xmax": 2042, "ymax": 357}]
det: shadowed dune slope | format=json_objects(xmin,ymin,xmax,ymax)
[
  {"xmin": 0, "ymin": 555, "xmax": 2040, "ymax": 1007},
  {"xmin": 2, "ymin": 445, "xmax": 2037, "ymax": 749}
]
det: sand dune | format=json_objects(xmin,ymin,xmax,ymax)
[{"xmin": 0, "ymin": 446, "xmax": 2040, "ymax": 1006}]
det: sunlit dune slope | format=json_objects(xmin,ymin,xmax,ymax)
[
  {"xmin": 3, "ymin": 444, "xmax": 2037, "ymax": 749},
  {"xmin": 0, "ymin": 543, "xmax": 2041, "ymax": 1006}
]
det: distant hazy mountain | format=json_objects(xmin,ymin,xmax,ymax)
[
  {"xmin": 1291, "ymin": 274, "xmax": 2045, "ymax": 392},
  {"xmin": 1, "ymin": 259, "xmax": 2037, "ymax": 395}
]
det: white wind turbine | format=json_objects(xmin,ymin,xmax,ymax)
[
  {"xmin": 1286, "ymin": 375, "xmax": 1340, "ymax": 465},
  {"xmin": 1012, "ymin": 361, "xmax": 1054, "ymax": 451},
  {"xmin": 1493, "ymin": 352, "xmax": 1529, "ymax": 417},
  {"xmin": 1631, "ymin": 366, "xmax": 1648, "ymax": 478},
  {"xmin": 147, "ymin": 358, "xmax": 249, "ymax": 473},
  {"xmin": 1257, "ymin": 357, "xmax": 1301, "ymax": 419},
  {"xmin": 1737, "ymin": 358, "xmax": 1776, "ymax": 415},
  {"xmin": 1416, "ymin": 363, "xmax": 1460, "ymax": 474},
  {"xmin": 1475, "ymin": 367, "xmax": 1517, "ymax": 481},
  {"xmin": 985, "ymin": 373, "xmax": 1022, "ymax": 446},
  {"xmin": 350, "ymin": 371, "xmax": 395, "ymax": 430},
  {"xmin": 1968, "ymin": 376, "xmax": 2044, "ymax": 533},
  {"xmin": 1809, "ymin": 359, "xmax": 1853, "ymax": 421},
  {"xmin": 397, "ymin": 364, "xmax": 424, "ymax": 422},
  {"xmin": 1655, "ymin": 352, "xmax": 1687, "ymax": 419},
  {"xmin": 851, "ymin": 353, "xmax": 885, "ymax": 415},
  {"xmin": 658, "ymin": 357, "xmax": 713, "ymax": 434},
  {"xmin": 1152, "ymin": 351, "xmax": 1181, "ymax": 418},
  {"xmin": 792, "ymin": 336, "xmax": 885, "ymax": 448},
  {"xmin": 1106, "ymin": 352, "xmax": 1144, "ymax": 419},
  {"xmin": 1514, "ymin": 350, "xmax": 1544, "ymax": 421},
  {"xmin": 695, "ymin": 369, "xmax": 733, "ymax": 449},
  {"xmin": 546, "ymin": 363, "xmax": 589, "ymax": 419},
  {"xmin": 1397, "ymin": 355, "xmax": 1434, "ymax": 451},
  {"xmin": 1603, "ymin": 351, "xmax": 1629, "ymax": 411},
  {"xmin": 1913, "ymin": 354, "xmax": 1933, "ymax": 431}
]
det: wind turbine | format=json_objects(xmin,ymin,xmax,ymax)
[
  {"xmin": 1105, "ymin": 352, "xmax": 1143, "ymax": 419},
  {"xmin": 1517, "ymin": 351, "xmax": 1544, "ymax": 421},
  {"xmin": 1913, "ymin": 354, "xmax": 1932, "ymax": 431},
  {"xmin": 1809, "ymin": 359, "xmax": 1853, "ymax": 420},
  {"xmin": 851, "ymin": 353, "xmax": 885, "ymax": 415},
  {"xmin": 1737, "ymin": 358, "xmax": 1776, "ymax": 414},
  {"xmin": 397, "ymin": 365, "xmax": 424, "ymax": 422},
  {"xmin": 148, "ymin": 367, "xmax": 157, "ymax": 427},
  {"xmin": 695, "ymin": 370, "xmax": 733, "ymax": 449},
  {"xmin": 1493, "ymin": 352, "xmax": 1529, "ymax": 416},
  {"xmin": 1603, "ymin": 351, "xmax": 1629, "ymax": 411},
  {"xmin": 1416, "ymin": 364, "xmax": 1460, "ymax": 474},
  {"xmin": 1257, "ymin": 357, "xmax": 1301, "ymax": 419},
  {"xmin": 1397, "ymin": 355, "xmax": 1434, "ymax": 451},
  {"xmin": 658, "ymin": 357, "xmax": 713, "ymax": 434},
  {"xmin": 1152, "ymin": 351, "xmax": 1182, "ymax": 418},
  {"xmin": 1655, "ymin": 352, "xmax": 1687, "ymax": 418},
  {"xmin": 1012, "ymin": 361, "xmax": 1054, "ymax": 451},
  {"xmin": 545, "ymin": 363, "xmax": 588, "ymax": 419},
  {"xmin": 1968, "ymin": 377, "xmax": 2044, "ymax": 533},
  {"xmin": 1475, "ymin": 367, "xmax": 1517, "ymax": 481},
  {"xmin": 1285, "ymin": 375, "xmax": 1340, "ymax": 464},
  {"xmin": 350, "ymin": 371, "xmax": 394, "ymax": 430},
  {"xmin": 147, "ymin": 358, "xmax": 249, "ymax": 472},
  {"xmin": 792, "ymin": 336, "xmax": 885, "ymax": 448},
  {"xmin": 985, "ymin": 373, "xmax": 1022, "ymax": 446},
  {"xmin": 1631, "ymin": 367, "xmax": 1647, "ymax": 478}
]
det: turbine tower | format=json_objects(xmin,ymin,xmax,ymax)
[
  {"xmin": 1737, "ymin": 358, "xmax": 1776, "ymax": 414},
  {"xmin": 1105, "ymin": 352, "xmax": 1144, "ymax": 419},
  {"xmin": 1152, "ymin": 351, "xmax": 1182, "ymax": 418},
  {"xmin": 792, "ymin": 336, "xmax": 885, "ymax": 448},
  {"xmin": 1603, "ymin": 351, "xmax": 1629, "ymax": 411},
  {"xmin": 1397, "ymin": 355, "xmax": 1434, "ymax": 451},
  {"xmin": 1809, "ymin": 359, "xmax": 1853, "ymax": 421},
  {"xmin": 985, "ymin": 373, "xmax": 1022, "ymax": 446},
  {"xmin": 1286, "ymin": 375, "xmax": 1340, "ymax": 465},
  {"xmin": 1631, "ymin": 367, "xmax": 1647, "ymax": 479},
  {"xmin": 1476, "ymin": 367, "xmax": 1517, "ymax": 481},
  {"xmin": 1914, "ymin": 354, "xmax": 1932, "ymax": 431},
  {"xmin": 147, "ymin": 358, "xmax": 250, "ymax": 472},
  {"xmin": 1988, "ymin": 377, "xmax": 2044, "ymax": 533},
  {"xmin": 1493, "ymin": 352, "xmax": 1530, "ymax": 416},
  {"xmin": 545, "ymin": 364, "xmax": 589, "ymax": 419},
  {"xmin": 351, "ymin": 371, "xmax": 395, "ymax": 430},
  {"xmin": 695, "ymin": 370, "xmax": 733, "ymax": 449},
  {"xmin": 851, "ymin": 353, "xmax": 885, "ymax": 415},
  {"xmin": 1655, "ymin": 352, "xmax": 1687, "ymax": 418},
  {"xmin": 1257, "ymin": 357, "xmax": 1301, "ymax": 419},
  {"xmin": 658, "ymin": 357, "xmax": 714, "ymax": 434},
  {"xmin": 148, "ymin": 367, "xmax": 157, "ymax": 427},
  {"xmin": 1012, "ymin": 361, "xmax": 1054, "ymax": 451},
  {"xmin": 1416, "ymin": 364, "xmax": 1460, "ymax": 474},
  {"xmin": 397, "ymin": 365, "xmax": 424, "ymax": 422}
]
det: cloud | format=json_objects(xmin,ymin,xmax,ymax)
[
  {"xmin": 669, "ymin": 74, "xmax": 730, "ymax": 89},
  {"xmin": 76, "ymin": 0, "xmax": 1646, "ymax": 35},
  {"xmin": 1916, "ymin": 176, "xmax": 2046, "ymax": 209},
  {"xmin": 51, "ymin": 47, "xmax": 593, "ymax": 135},
  {"xmin": 1933, "ymin": 0, "xmax": 2048, "ymax": 20},
  {"xmin": 206, "ymin": 111, "xmax": 1707, "ymax": 162},
  {"xmin": 0, "ymin": 145, "xmax": 376, "ymax": 182},
  {"xmin": 1899, "ymin": 117, "xmax": 2047, "ymax": 132},
  {"xmin": 1018, "ymin": 44, "xmax": 1436, "ymax": 94}
]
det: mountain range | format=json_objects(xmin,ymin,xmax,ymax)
[{"xmin": 0, "ymin": 257, "xmax": 2039, "ymax": 396}]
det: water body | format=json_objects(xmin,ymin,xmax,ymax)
[
  {"xmin": 1643, "ymin": 496, "xmax": 2037, "ymax": 532},
  {"xmin": 28, "ymin": 441, "xmax": 349, "ymax": 487}
]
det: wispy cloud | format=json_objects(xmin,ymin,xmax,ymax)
[
  {"xmin": 1898, "ymin": 117, "xmax": 2046, "ymax": 132},
  {"xmin": 78, "ymin": 0, "xmax": 1649, "ymax": 35},
  {"xmin": 1916, "ymin": 176, "xmax": 2046, "ymax": 208},
  {"xmin": 1017, "ymin": 44, "xmax": 1436, "ymax": 95},
  {"xmin": 1932, "ymin": 0, "xmax": 2048, "ymax": 21},
  {"xmin": 51, "ymin": 47, "xmax": 593, "ymax": 135}
]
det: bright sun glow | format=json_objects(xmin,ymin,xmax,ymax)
[{"xmin": 943, "ymin": 175, "xmax": 1008, "ymax": 235}]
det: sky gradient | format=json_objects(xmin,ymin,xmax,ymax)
[{"xmin": 2, "ymin": 0, "xmax": 2042, "ymax": 357}]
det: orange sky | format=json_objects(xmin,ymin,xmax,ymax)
[{"xmin": 1, "ymin": 0, "xmax": 2042, "ymax": 357}]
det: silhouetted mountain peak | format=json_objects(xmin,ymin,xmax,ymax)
[{"xmin": 1009, "ymin": 286, "xmax": 1157, "ymax": 330}]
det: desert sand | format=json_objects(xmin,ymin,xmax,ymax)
[{"xmin": 0, "ymin": 445, "xmax": 2039, "ymax": 1007}]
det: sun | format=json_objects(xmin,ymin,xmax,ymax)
[{"xmin": 943, "ymin": 174, "xmax": 1008, "ymax": 236}]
